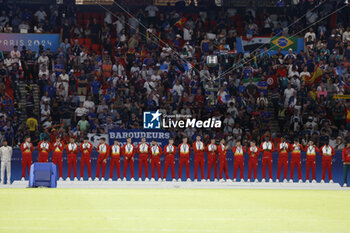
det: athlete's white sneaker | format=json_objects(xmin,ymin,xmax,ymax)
[
  {"xmin": 108, "ymin": 178, "xmax": 112, "ymax": 182},
  {"xmin": 59, "ymin": 177, "xmax": 63, "ymax": 181},
  {"xmin": 194, "ymin": 179, "xmax": 198, "ymax": 182},
  {"xmin": 162, "ymin": 178, "xmax": 166, "ymax": 182},
  {"xmin": 21, "ymin": 177, "xmax": 25, "ymax": 181},
  {"xmin": 298, "ymin": 179, "xmax": 303, "ymax": 183},
  {"xmin": 275, "ymin": 179, "xmax": 279, "ymax": 183},
  {"xmin": 305, "ymin": 180, "xmax": 310, "ymax": 183},
  {"xmin": 254, "ymin": 179, "xmax": 258, "ymax": 183},
  {"xmin": 343, "ymin": 184, "xmax": 347, "ymax": 187},
  {"xmin": 145, "ymin": 178, "xmax": 149, "ymax": 182},
  {"xmin": 150, "ymin": 178, "xmax": 155, "ymax": 182},
  {"xmin": 289, "ymin": 179, "xmax": 293, "ymax": 183},
  {"xmin": 233, "ymin": 178, "xmax": 236, "ymax": 182},
  {"xmin": 130, "ymin": 178, "xmax": 135, "ymax": 182},
  {"xmin": 269, "ymin": 178, "xmax": 273, "ymax": 182},
  {"xmin": 73, "ymin": 177, "xmax": 78, "ymax": 181},
  {"xmin": 0, "ymin": 181, "xmax": 4, "ymax": 185},
  {"xmin": 177, "ymin": 178, "xmax": 181, "ymax": 182},
  {"xmin": 66, "ymin": 177, "xmax": 71, "ymax": 181},
  {"xmin": 329, "ymin": 179, "xmax": 334, "ymax": 183},
  {"xmin": 117, "ymin": 178, "xmax": 121, "ymax": 182},
  {"xmin": 123, "ymin": 178, "xmax": 127, "ymax": 181},
  {"xmin": 283, "ymin": 179, "xmax": 287, "ymax": 183},
  {"xmin": 312, "ymin": 179, "xmax": 316, "ymax": 183},
  {"xmin": 219, "ymin": 178, "xmax": 224, "ymax": 182},
  {"xmin": 101, "ymin": 178, "xmax": 105, "ymax": 181},
  {"xmin": 80, "ymin": 177, "xmax": 83, "ymax": 181},
  {"xmin": 213, "ymin": 178, "xmax": 218, "ymax": 182},
  {"xmin": 7, "ymin": 180, "xmax": 11, "ymax": 185},
  {"xmin": 247, "ymin": 179, "xmax": 250, "ymax": 183},
  {"xmin": 261, "ymin": 179, "xmax": 266, "ymax": 183},
  {"xmin": 186, "ymin": 178, "xmax": 191, "ymax": 182},
  {"xmin": 94, "ymin": 177, "xmax": 99, "ymax": 181},
  {"xmin": 88, "ymin": 177, "xmax": 92, "ymax": 181},
  {"xmin": 172, "ymin": 179, "xmax": 176, "ymax": 182},
  {"xmin": 241, "ymin": 179, "xmax": 245, "ymax": 183},
  {"xmin": 321, "ymin": 179, "xmax": 325, "ymax": 183}
]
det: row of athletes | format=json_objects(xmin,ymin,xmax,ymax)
[{"xmin": 20, "ymin": 135, "xmax": 341, "ymax": 183}]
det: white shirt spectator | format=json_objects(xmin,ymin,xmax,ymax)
[
  {"xmin": 34, "ymin": 10, "xmax": 47, "ymax": 22},
  {"xmin": 172, "ymin": 83, "xmax": 184, "ymax": 96},
  {"xmin": 10, "ymin": 50, "xmax": 21, "ymax": 63},
  {"xmin": 38, "ymin": 55, "xmax": 49, "ymax": 70},
  {"xmin": 343, "ymin": 30, "xmax": 350, "ymax": 43},
  {"xmin": 145, "ymin": 5, "xmax": 159, "ymax": 17},
  {"xmin": 183, "ymin": 27, "xmax": 193, "ymax": 41},
  {"xmin": 75, "ymin": 107, "xmax": 88, "ymax": 117},
  {"xmin": 83, "ymin": 100, "xmax": 95, "ymax": 110},
  {"xmin": 304, "ymin": 31, "xmax": 316, "ymax": 42}
]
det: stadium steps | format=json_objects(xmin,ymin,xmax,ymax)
[{"xmin": 18, "ymin": 82, "xmax": 40, "ymax": 123}]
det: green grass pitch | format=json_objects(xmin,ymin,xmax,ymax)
[{"xmin": 0, "ymin": 189, "xmax": 349, "ymax": 233}]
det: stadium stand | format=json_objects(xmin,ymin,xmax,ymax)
[{"xmin": 0, "ymin": 0, "xmax": 349, "ymax": 151}]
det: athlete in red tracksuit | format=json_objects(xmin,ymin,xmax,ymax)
[
  {"xmin": 163, "ymin": 138, "xmax": 176, "ymax": 181},
  {"xmin": 150, "ymin": 140, "xmax": 162, "ymax": 181},
  {"xmin": 95, "ymin": 137, "xmax": 110, "ymax": 181},
  {"xmin": 277, "ymin": 137, "xmax": 290, "ymax": 182},
  {"xmin": 37, "ymin": 138, "xmax": 51, "ymax": 162},
  {"xmin": 260, "ymin": 137, "xmax": 275, "ymax": 182},
  {"xmin": 52, "ymin": 137, "xmax": 64, "ymax": 180},
  {"xmin": 137, "ymin": 137, "xmax": 151, "ymax": 181},
  {"xmin": 320, "ymin": 142, "xmax": 335, "ymax": 183},
  {"xmin": 20, "ymin": 136, "xmax": 33, "ymax": 180},
  {"xmin": 178, "ymin": 137, "xmax": 191, "ymax": 181},
  {"xmin": 218, "ymin": 139, "xmax": 229, "ymax": 181},
  {"xmin": 248, "ymin": 141, "xmax": 260, "ymax": 182},
  {"xmin": 80, "ymin": 137, "xmax": 93, "ymax": 180},
  {"xmin": 232, "ymin": 141, "xmax": 246, "ymax": 181},
  {"xmin": 290, "ymin": 140, "xmax": 303, "ymax": 182},
  {"xmin": 192, "ymin": 136, "xmax": 205, "ymax": 181},
  {"xmin": 109, "ymin": 139, "xmax": 122, "ymax": 181},
  {"xmin": 66, "ymin": 137, "xmax": 79, "ymax": 180},
  {"xmin": 206, "ymin": 139, "xmax": 218, "ymax": 181},
  {"xmin": 122, "ymin": 137, "xmax": 135, "ymax": 181},
  {"xmin": 304, "ymin": 141, "xmax": 319, "ymax": 183}
]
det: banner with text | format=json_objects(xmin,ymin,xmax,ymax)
[
  {"xmin": 0, "ymin": 33, "xmax": 60, "ymax": 52},
  {"xmin": 108, "ymin": 129, "xmax": 171, "ymax": 147}
]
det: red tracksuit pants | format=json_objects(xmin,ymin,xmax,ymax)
[
  {"xmin": 139, "ymin": 156, "xmax": 148, "ymax": 178},
  {"xmin": 322, "ymin": 157, "xmax": 332, "ymax": 180},
  {"xmin": 52, "ymin": 153, "xmax": 63, "ymax": 178},
  {"xmin": 262, "ymin": 157, "xmax": 273, "ymax": 179},
  {"xmin": 163, "ymin": 156, "xmax": 175, "ymax": 179},
  {"xmin": 22, "ymin": 154, "xmax": 32, "ymax": 178},
  {"xmin": 109, "ymin": 156, "xmax": 121, "ymax": 179},
  {"xmin": 233, "ymin": 157, "xmax": 244, "ymax": 179},
  {"xmin": 207, "ymin": 155, "xmax": 217, "ymax": 180},
  {"xmin": 194, "ymin": 156, "xmax": 205, "ymax": 179},
  {"xmin": 67, "ymin": 154, "xmax": 77, "ymax": 178},
  {"xmin": 179, "ymin": 156, "xmax": 190, "ymax": 179},
  {"xmin": 219, "ymin": 157, "xmax": 229, "ymax": 179},
  {"xmin": 151, "ymin": 157, "xmax": 161, "ymax": 179},
  {"xmin": 306, "ymin": 157, "xmax": 316, "ymax": 181},
  {"xmin": 248, "ymin": 158, "xmax": 258, "ymax": 179},
  {"xmin": 123, "ymin": 157, "xmax": 134, "ymax": 178},
  {"xmin": 277, "ymin": 156, "xmax": 288, "ymax": 180},
  {"xmin": 290, "ymin": 157, "xmax": 302, "ymax": 180},
  {"xmin": 80, "ymin": 156, "xmax": 91, "ymax": 178},
  {"xmin": 96, "ymin": 155, "xmax": 107, "ymax": 178},
  {"xmin": 38, "ymin": 153, "xmax": 49, "ymax": 162}
]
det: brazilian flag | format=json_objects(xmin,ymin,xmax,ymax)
[{"xmin": 270, "ymin": 36, "xmax": 298, "ymax": 51}]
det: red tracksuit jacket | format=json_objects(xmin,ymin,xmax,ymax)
[
  {"xmin": 52, "ymin": 142, "xmax": 64, "ymax": 156},
  {"xmin": 232, "ymin": 146, "xmax": 246, "ymax": 158},
  {"xmin": 97, "ymin": 143, "xmax": 110, "ymax": 159},
  {"xmin": 206, "ymin": 144, "xmax": 217, "ymax": 156},
  {"xmin": 178, "ymin": 143, "xmax": 191, "ymax": 157},
  {"xmin": 342, "ymin": 147, "xmax": 350, "ymax": 163},
  {"xmin": 122, "ymin": 143, "xmax": 135, "ymax": 158},
  {"xmin": 304, "ymin": 145, "xmax": 319, "ymax": 157},
  {"xmin": 290, "ymin": 144, "xmax": 303, "ymax": 159},
  {"xmin": 110, "ymin": 144, "xmax": 122, "ymax": 158},
  {"xmin": 137, "ymin": 143, "xmax": 151, "ymax": 158},
  {"xmin": 67, "ymin": 143, "xmax": 79, "ymax": 155},
  {"xmin": 260, "ymin": 141, "xmax": 275, "ymax": 158},
  {"xmin": 164, "ymin": 144, "xmax": 176, "ymax": 157},
  {"xmin": 80, "ymin": 142, "xmax": 93, "ymax": 157},
  {"xmin": 21, "ymin": 142, "xmax": 33, "ymax": 156},
  {"xmin": 248, "ymin": 146, "xmax": 260, "ymax": 159},
  {"xmin": 277, "ymin": 142, "xmax": 290, "ymax": 158},
  {"xmin": 217, "ymin": 144, "xmax": 227, "ymax": 160},
  {"xmin": 193, "ymin": 141, "xmax": 205, "ymax": 156},
  {"xmin": 37, "ymin": 141, "xmax": 51, "ymax": 156},
  {"xmin": 150, "ymin": 145, "xmax": 162, "ymax": 158},
  {"xmin": 320, "ymin": 145, "xmax": 335, "ymax": 158}
]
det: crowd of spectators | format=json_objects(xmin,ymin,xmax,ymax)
[{"xmin": 0, "ymin": 0, "xmax": 350, "ymax": 150}]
